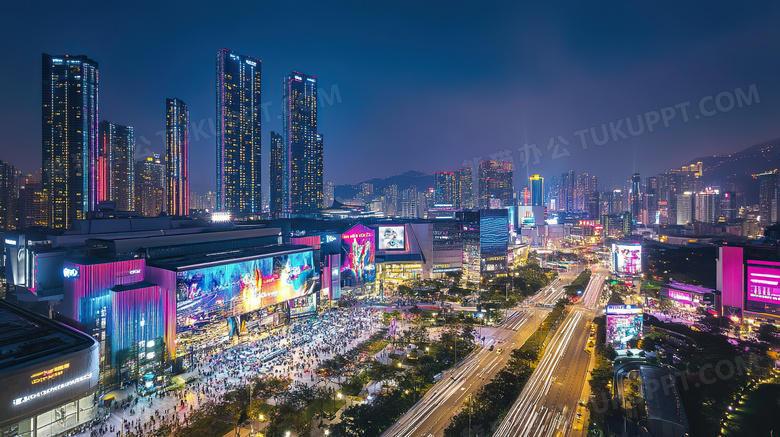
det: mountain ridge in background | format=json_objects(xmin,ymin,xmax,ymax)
[{"xmin": 334, "ymin": 170, "xmax": 433, "ymax": 200}]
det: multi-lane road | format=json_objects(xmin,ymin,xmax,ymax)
[
  {"xmin": 382, "ymin": 308, "xmax": 549, "ymax": 437},
  {"xmin": 494, "ymin": 268, "xmax": 606, "ymax": 437},
  {"xmin": 383, "ymin": 269, "xmax": 583, "ymax": 437}
]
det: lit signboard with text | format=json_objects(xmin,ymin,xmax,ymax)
[
  {"xmin": 289, "ymin": 293, "xmax": 317, "ymax": 318},
  {"xmin": 747, "ymin": 261, "xmax": 780, "ymax": 305},
  {"xmin": 668, "ymin": 289, "xmax": 693, "ymax": 303}
]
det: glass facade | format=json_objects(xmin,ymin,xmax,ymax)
[
  {"xmin": 42, "ymin": 54, "xmax": 99, "ymax": 229},
  {"xmin": 216, "ymin": 49, "xmax": 262, "ymax": 215},
  {"xmin": 0, "ymin": 395, "xmax": 95, "ymax": 437},
  {"xmin": 98, "ymin": 121, "xmax": 135, "ymax": 211},
  {"xmin": 166, "ymin": 98, "xmax": 189, "ymax": 216},
  {"xmin": 281, "ymin": 72, "xmax": 322, "ymax": 213}
]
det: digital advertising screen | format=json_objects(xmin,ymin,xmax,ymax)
[
  {"xmin": 611, "ymin": 244, "xmax": 642, "ymax": 275},
  {"xmin": 747, "ymin": 261, "xmax": 780, "ymax": 305},
  {"xmin": 341, "ymin": 225, "xmax": 376, "ymax": 285},
  {"xmin": 289, "ymin": 293, "xmax": 317, "ymax": 318},
  {"xmin": 175, "ymin": 251, "xmax": 319, "ymax": 325},
  {"xmin": 378, "ymin": 225, "xmax": 406, "ymax": 251},
  {"xmin": 668, "ymin": 289, "xmax": 693, "ymax": 303},
  {"xmin": 606, "ymin": 305, "xmax": 643, "ymax": 348}
]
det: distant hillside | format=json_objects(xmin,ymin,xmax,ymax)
[
  {"xmin": 334, "ymin": 170, "xmax": 433, "ymax": 200},
  {"xmin": 688, "ymin": 137, "xmax": 780, "ymax": 203}
]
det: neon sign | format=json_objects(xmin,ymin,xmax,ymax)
[
  {"xmin": 63, "ymin": 268, "xmax": 79, "ymax": 279},
  {"xmin": 13, "ymin": 373, "xmax": 93, "ymax": 406},
  {"xmin": 31, "ymin": 363, "xmax": 69, "ymax": 385}
]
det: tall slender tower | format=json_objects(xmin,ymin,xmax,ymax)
[
  {"xmin": 281, "ymin": 72, "xmax": 322, "ymax": 214},
  {"xmin": 216, "ymin": 49, "xmax": 262, "ymax": 214},
  {"xmin": 529, "ymin": 174, "xmax": 544, "ymax": 206},
  {"xmin": 166, "ymin": 98, "xmax": 189, "ymax": 215},
  {"xmin": 454, "ymin": 167, "xmax": 474, "ymax": 209},
  {"xmin": 98, "ymin": 121, "xmax": 135, "ymax": 211},
  {"xmin": 269, "ymin": 131, "xmax": 284, "ymax": 214},
  {"xmin": 630, "ymin": 173, "xmax": 641, "ymax": 221},
  {"xmin": 42, "ymin": 54, "xmax": 99, "ymax": 229}
]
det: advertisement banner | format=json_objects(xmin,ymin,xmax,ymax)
[
  {"xmin": 378, "ymin": 226, "xmax": 406, "ymax": 251},
  {"xmin": 747, "ymin": 262, "xmax": 780, "ymax": 304},
  {"xmin": 341, "ymin": 225, "xmax": 376, "ymax": 286}
]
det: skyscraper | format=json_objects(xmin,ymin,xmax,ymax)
[
  {"xmin": 98, "ymin": 121, "xmax": 135, "ymax": 211},
  {"xmin": 758, "ymin": 171, "xmax": 777, "ymax": 227},
  {"xmin": 280, "ymin": 71, "xmax": 322, "ymax": 213},
  {"xmin": 42, "ymin": 54, "xmax": 99, "ymax": 229},
  {"xmin": 478, "ymin": 160, "xmax": 513, "ymax": 209},
  {"xmin": 434, "ymin": 171, "xmax": 455, "ymax": 206},
  {"xmin": 0, "ymin": 160, "xmax": 21, "ymax": 231},
  {"xmin": 216, "ymin": 49, "xmax": 262, "ymax": 215},
  {"xmin": 166, "ymin": 98, "xmax": 189, "ymax": 216},
  {"xmin": 695, "ymin": 188, "xmax": 719, "ymax": 224},
  {"xmin": 454, "ymin": 167, "xmax": 473, "ymax": 209},
  {"xmin": 676, "ymin": 191, "xmax": 694, "ymax": 225},
  {"xmin": 269, "ymin": 131, "xmax": 284, "ymax": 213},
  {"xmin": 630, "ymin": 173, "xmax": 641, "ymax": 221},
  {"xmin": 134, "ymin": 154, "xmax": 166, "ymax": 217},
  {"xmin": 530, "ymin": 174, "xmax": 544, "ymax": 206}
]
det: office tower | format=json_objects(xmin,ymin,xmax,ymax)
[
  {"xmin": 530, "ymin": 174, "xmax": 544, "ymax": 206},
  {"xmin": 166, "ymin": 98, "xmax": 189, "ymax": 216},
  {"xmin": 324, "ymin": 181, "xmax": 335, "ymax": 209},
  {"xmin": 643, "ymin": 176, "xmax": 658, "ymax": 225},
  {"xmin": 609, "ymin": 189, "xmax": 624, "ymax": 215},
  {"xmin": 676, "ymin": 191, "xmax": 694, "ymax": 225},
  {"xmin": 695, "ymin": 188, "xmax": 719, "ymax": 224},
  {"xmin": 98, "ymin": 121, "xmax": 135, "ymax": 211},
  {"xmin": 455, "ymin": 166, "xmax": 474, "ymax": 209},
  {"xmin": 42, "ymin": 54, "xmax": 99, "ymax": 229},
  {"xmin": 587, "ymin": 191, "xmax": 600, "ymax": 219},
  {"xmin": 720, "ymin": 191, "xmax": 736, "ymax": 223},
  {"xmin": 216, "ymin": 49, "xmax": 262, "ymax": 214},
  {"xmin": 621, "ymin": 211, "xmax": 633, "ymax": 235},
  {"xmin": 270, "ymin": 131, "xmax": 284, "ymax": 213},
  {"xmin": 277, "ymin": 71, "xmax": 322, "ymax": 214},
  {"xmin": 0, "ymin": 160, "xmax": 21, "ymax": 230},
  {"xmin": 478, "ymin": 160, "xmax": 513, "ymax": 209},
  {"xmin": 630, "ymin": 173, "xmax": 641, "ymax": 221},
  {"xmin": 657, "ymin": 172, "xmax": 681, "ymax": 225},
  {"xmin": 434, "ymin": 171, "xmax": 455, "ymax": 206},
  {"xmin": 134, "ymin": 154, "xmax": 166, "ymax": 217},
  {"xmin": 758, "ymin": 171, "xmax": 777, "ymax": 227}
]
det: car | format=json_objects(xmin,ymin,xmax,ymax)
[
  {"xmin": 497, "ymin": 348, "xmax": 503, "ymax": 354},
  {"xmin": 489, "ymin": 345, "xmax": 494, "ymax": 351}
]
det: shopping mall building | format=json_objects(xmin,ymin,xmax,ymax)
[
  {"xmin": 0, "ymin": 300, "xmax": 100, "ymax": 437},
  {"xmin": 717, "ymin": 242, "xmax": 780, "ymax": 328}
]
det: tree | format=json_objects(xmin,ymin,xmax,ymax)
[{"xmin": 757, "ymin": 324, "xmax": 780, "ymax": 347}]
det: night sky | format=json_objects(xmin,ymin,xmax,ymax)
[{"xmin": 2, "ymin": 2, "xmax": 780, "ymax": 193}]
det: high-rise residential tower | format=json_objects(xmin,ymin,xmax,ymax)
[
  {"xmin": 758, "ymin": 171, "xmax": 777, "ymax": 227},
  {"xmin": 166, "ymin": 98, "xmax": 189, "ymax": 216},
  {"xmin": 279, "ymin": 71, "xmax": 322, "ymax": 214},
  {"xmin": 134, "ymin": 154, "xmax": 166, "ymax": 217},
  {"xmin": 42, "ymin": 54, "xmax": 99, "ymax": 229},
  {"xmin": 434, "ymin": 171, "xmax": 455, "ymax": 206},
  {"xmin": 216, "ymin": 49, "xmax": 262, "ymax": 215},
  {"xmin": 98, "ymin": 121, "xmax": 135, "ymax": 211}
]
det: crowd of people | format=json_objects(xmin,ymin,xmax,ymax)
[{"xmin": 72, "ymin": 306, "xmax": 384, "ymax": 437}]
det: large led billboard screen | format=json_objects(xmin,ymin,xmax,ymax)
[
  {"xmin": 289, "ymin": 293, "xmax": 317, "ymax": 318},
  {"xmin": 606, "ymin": 305, "xmax": 643, "ymax": 348},
  {"xmin": 175, "ymin": 251, "xmax": 319, "ymax": 325},
  {"xmin": 341, "ymin": 225, "xmax": 376, "ymax": 285},
  {"xmin": 611, "ymin": 244, "xmax": 642, "ymax": 275},
  {"xmin": 378, "ymin": 226, "xmax": 406, "ymax": 251},
  {"xmin": 747, "ymin": 261, "xmax": 780, "ymax": 305}
]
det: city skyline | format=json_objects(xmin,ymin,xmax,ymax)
[{"xmin": 2, "ymin": 3, "xmax": 780, "ymax": 194}]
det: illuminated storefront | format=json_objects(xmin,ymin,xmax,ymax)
[{"xmin": 0, "ymin": 301, "xmax": 100, "ymax": 437}]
